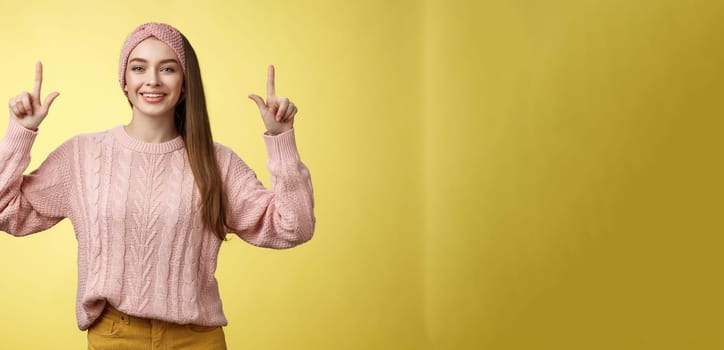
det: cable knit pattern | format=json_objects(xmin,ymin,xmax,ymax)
[{"xmin": 0, "ymin": 119, "xmax": 315, "ymax": 330}]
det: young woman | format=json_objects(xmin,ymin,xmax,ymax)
[{"xmin": 0, "ymin": 22, "xmax": 315, "ymax": 349}]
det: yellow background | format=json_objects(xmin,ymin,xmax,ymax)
[{"xmin": 0, "ymin": 0, "xmax": 722, "ymax": 349}]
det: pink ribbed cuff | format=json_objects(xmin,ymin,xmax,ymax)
[
  {"xmin": 1, "ymin": 119, "xmax": 38, "ymax": 155},
  {"xmin": 263, "ymin": 128, "xmax": 300, "ymax": 172}
]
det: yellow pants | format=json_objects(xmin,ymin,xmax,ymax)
[{"xmin": 87, "ymin": 304, "xmax": 227, "ymax": 350}]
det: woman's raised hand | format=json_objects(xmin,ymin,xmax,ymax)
[
  {"xmin": 8, "ymin": 62, "xmax": 60, "ymax": 130},
  {"xmin": 248, "ymin": 65, "xmax": 297, "ymax": 135}
]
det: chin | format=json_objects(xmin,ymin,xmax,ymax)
[{"xmin": 134, "ymin": 106, "xmax": 177, "ymax": 119}]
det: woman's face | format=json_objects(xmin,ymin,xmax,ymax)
[{"xmin": 124, "ymin": 38, "xmax": 184, "ymax": 121}]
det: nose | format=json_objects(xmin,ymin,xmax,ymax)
[{"xmin": 145, "ymin": 70, "xmax": 161, "ymax": 86}]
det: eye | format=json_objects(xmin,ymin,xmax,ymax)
[
  {"xmin": 161, "ymin": 67, "xmax": 176, "ymax": 73},
  {"xmin": 131, "ymin": 66, "xmax": 145, "ymax": 72}
]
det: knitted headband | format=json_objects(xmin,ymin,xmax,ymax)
[{"xmin": 119, "ymin": 22, "xmax": 186, "ymax": 92}]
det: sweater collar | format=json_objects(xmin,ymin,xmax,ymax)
[{"xmin": 110, "ymin": 125, "xmax": 185, "ymax": 154}]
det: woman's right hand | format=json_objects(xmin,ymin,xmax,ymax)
[{"xmin": 8, "ymin": 61, "xmax": 60, "ymax": 130}]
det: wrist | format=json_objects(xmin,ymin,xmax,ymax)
[
  {"xmin": 13, "ymin": 118, "xmax": 39, "ymax": 131},
  {"xmin": 265, "ymin": 127, "xmax": 292, "ymax": 136}
]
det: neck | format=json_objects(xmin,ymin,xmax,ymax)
[{"xmin": 125, "ymin": 111, "xmax": 179, "ymax": 143}]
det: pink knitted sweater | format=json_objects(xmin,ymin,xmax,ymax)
[{"xmin": 0, "ymin": 119, "xmax": 315, "ymax": 330}]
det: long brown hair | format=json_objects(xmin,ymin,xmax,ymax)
[{"xmin": 173, "ymin": 33, "xmax": 228, "ymax": 240}]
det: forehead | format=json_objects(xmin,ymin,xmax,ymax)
[{"xmin": 128, "ymin": 38, "xmax": 179, "ymax": 62}]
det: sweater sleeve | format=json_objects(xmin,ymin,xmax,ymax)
[
  {"xmin": 0, "ymin": 119, "xmax": 71, "ymax": 236},
  {"xmin": 221, "ymin": 128, "xmax": 315, "ymax": 249}
]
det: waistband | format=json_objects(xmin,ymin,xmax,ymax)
[{"xmin": 101, "ymin": 303, "xmax": 152, "ymax": 326}]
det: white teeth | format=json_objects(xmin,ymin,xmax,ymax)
[{"xmin": 143, "ymin": 93, "xmax": 164, "ymax": 97}]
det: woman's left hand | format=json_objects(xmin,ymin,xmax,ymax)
[{"xmin": 248, "ymin": 65, "xmax": 297, "ymax": 135}]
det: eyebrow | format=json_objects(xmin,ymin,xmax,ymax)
[{"xmin": 128, "ymin": 58, "xmax": 180, "ymax": 65}]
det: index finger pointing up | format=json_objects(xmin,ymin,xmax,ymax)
[
  {"xmin": 33, "ymin": 61, "xmax": 43, "ymax": 100},
  {"xmin": 267, "ymin": 64, "xmax": 276, "ymax": 98}
]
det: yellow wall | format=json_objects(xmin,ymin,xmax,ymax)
[
  {"xmin": 423, "ymin": 0, "xmax": 724, "ymax": 349},
  {"xmin": 0, "ymin": 0, "xmax": 722, "ymax": 349}
]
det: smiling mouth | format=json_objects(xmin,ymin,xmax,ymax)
[{"xmin": 141, "ymin": 92, "xmax": 167, "ymax": 103}]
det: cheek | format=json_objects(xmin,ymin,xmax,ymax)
[
  {"xmin": 173, "ymin": 77, "xmax": 184, "ymax": 92},
  {"xmin": 162, "ymin": 76, "xmax": 183, "ymax": 92},
  {"xmin": 124, "ymin": 72, "xmax": 134, "ymax": 87},
  {"xmin": 124, "ymin": 76, "xmax": 140, "ymax": 92}
]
